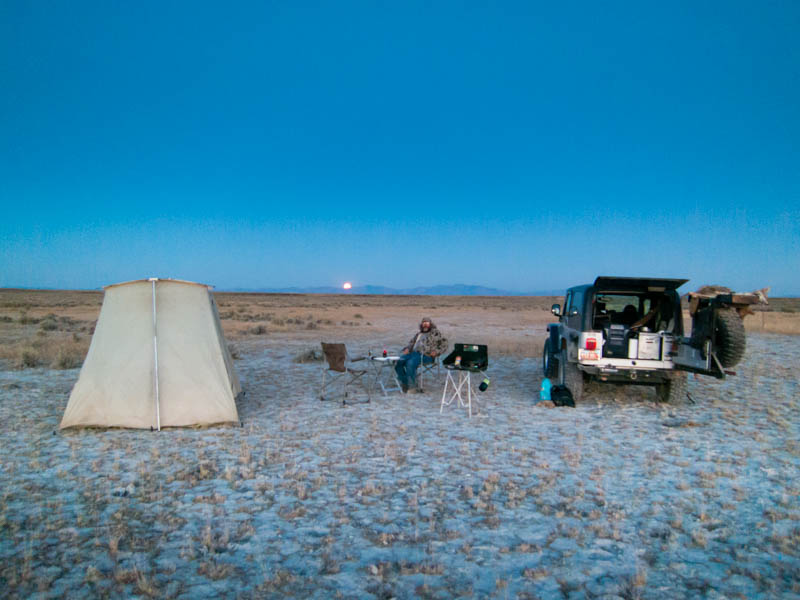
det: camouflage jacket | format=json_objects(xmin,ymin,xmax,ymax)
[{"xmin": 405, "ymin": 326, "xmax": 448, "ymax": 357}]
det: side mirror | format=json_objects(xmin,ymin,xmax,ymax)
[{"xmin": 551, "ymin": 303, "xmax": 561, "ymax": 317}]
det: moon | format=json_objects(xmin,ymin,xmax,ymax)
[{"xmin": 343, "ymin": 282, "xmax": 352, "ymax": 290}]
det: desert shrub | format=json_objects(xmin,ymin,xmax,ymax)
[
  {"xmin": 353, "ymin": 313, "xmax": 364, "ymax": 319},
  {"xmin": 305, "ymin": 321, "xmax": 318, "ymax": 330},
  {"xmin": 249, "ymin": 325, "xmax": 267, "ymax": 335},
  {"xmin": 228, "ymin": 344, "xmax": 241, "ymax": 359},
  {"xmin": 293, "ymin": 347, "xmax": 323, "ymax": 363},
  {"xmin": 39, "ymin": 318, "xmax": 58, "ymax": 331},
  {"xmin": 52, "ymin": 345, "xmax": 84, "ymax": 369},
  {"xmin": 0, "ymin": 315, "xmax": 12, "ymax": 323},
  {"xmin": 18, "ymin": 346, "xmax": 42, "ymax": 368},
  {"xmin": 19, "ymin": 313, "xmax": 40, "ymax": 325}
]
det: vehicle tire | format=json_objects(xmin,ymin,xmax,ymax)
[
  {"xmin": 543, "ymin": 339, "xmax": 558, "ymax": 378},
  {"xmin": 559, "ymin": 347, "xmax": 584, "ymax": 403},
  {"xmin": 714, "ymin": 307, "xmax": 746, "ymax": 368},
  {"xmin": 656, "ymin": 372, "xmax": 687, "ymax": 404}
]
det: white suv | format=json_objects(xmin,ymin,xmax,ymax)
[{"xmin": 543, "ymin": 277, "xmax": 757, "ymax": 404}]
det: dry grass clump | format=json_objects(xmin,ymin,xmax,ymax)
[
  {"xmin": 52, "ymin": 342, "xmax": 85, "ymax": 369},
  {"xmin": 18, "ymin": 312, "xmax": 41, "ymax": 325},
  {"xmin": 11, "ymin": 338, "xmax": 88, "ymax": 369},
  {"xmin": 369, "ymin": 561, "xmax": 445, "ymax": 578},
  {"xmin": 293, "ymin": 347, "xmax": 323, "ymax": 363},
  {"xmin": 18, "ymin": 346, "xmax": 42, "ymax": 368},
  {"xmin": 473, "ymin": 336, "xmax": 544, "ymax": 357},
  {"xmin": 38, "ymin": 315, "xmax": 59, "ymax": 331},
  {"xmin": 197, "ymin": 560, "xmax": 234, "ymax": 580}
]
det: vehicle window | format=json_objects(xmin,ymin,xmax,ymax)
[
  {"xmin": 596, "ymin": 294, "xmax": 639, "ymax": 312},
  {"xmin": 564, "ymin": 292, "xmax": 572, "ymax": 314},
  {"xmin": 571, "ymin": 290, "xmax": 584, "ymax": 314},
  {"xmin": 595, "ymin": 294, "xmax": 642, "ymax": 324}
]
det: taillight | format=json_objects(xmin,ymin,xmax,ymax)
[{"xmin": 585, "ymin": 338, "xmax": 597, "ymax": 350}]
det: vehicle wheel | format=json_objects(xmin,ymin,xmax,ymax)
[
  {"xmin": 559, "ymin": 347, "xmax": 584, "ymax": 403},
  {"xmin": 714, "ymin": 307, "xmax": 746, "ymax": 368},
  {"xmin": 543, "ymin": 339, "xmax": 558, "ymax": 378},
  {"xmin": 656, "ymin": 372, "xmax": 687, "ymax": 404}
]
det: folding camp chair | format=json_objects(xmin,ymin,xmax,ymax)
[
  {"xmin": 415, "ymin": 353, "xmax": 442, "ymax": 392},
  {"xmin": 320, "ymin": 343, "xmax": 371, "ymax": 405}
]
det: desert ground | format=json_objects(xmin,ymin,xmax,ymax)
[{"xmin": 1, "ymin": 289, "xmax": 799, "ymax": 598}]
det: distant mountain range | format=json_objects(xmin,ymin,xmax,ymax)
[{"xmin": 229, "ymin": 284, "xmax": 563, "ymax": 296}]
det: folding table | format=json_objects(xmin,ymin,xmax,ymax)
[
  {"xmin": 369, "ymin": 355, "xmax": 402, "ymax": 396},
  {"xmin": 440, "ymin": 344, "xmax": 488, "ymax": 418}
]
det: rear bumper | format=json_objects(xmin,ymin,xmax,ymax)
[{"xmin": 577, "ymin": 358, "xmax": 675, "ymax": 383}]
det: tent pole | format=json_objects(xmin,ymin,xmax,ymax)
[{"xmin": 150, "ymin": 278, "xmax": 161, "ymax": 431}]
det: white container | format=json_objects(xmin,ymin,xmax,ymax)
[
  {"xmin": 628, "ymin": 337, "xmax": 639, "ymax": 358},
  {"xmin": 638, "ymin": 333, "xmax": 661, "ymax": 360}
]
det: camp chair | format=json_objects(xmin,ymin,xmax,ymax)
[
  {"xmin": 319, "ymin": 342, "xmax": 371, "ymax": 405},
  {"xmin": 415, "ymin": 352, "xmax": 442, "ymax": 392}
]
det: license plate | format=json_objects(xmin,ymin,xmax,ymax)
[{"xmin": 580, "ymin": 351, "xmax": 599, "ymax": 361}]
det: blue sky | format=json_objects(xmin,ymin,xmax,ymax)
[{"xmin": 1, "ymin": 1, "xmax": 798, "ymax": 294}]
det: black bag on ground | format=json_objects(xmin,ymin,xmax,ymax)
[{"xmin": 550, "ymin": 385, "xmax": 575, "ymax": 407}]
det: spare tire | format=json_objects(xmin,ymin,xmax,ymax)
[{"xmin": 714, "ymin": 307, "xmax": 746, "ymax": 368}]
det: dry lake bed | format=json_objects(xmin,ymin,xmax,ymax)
[{"xmin": 1, "ymin": 290, "xmax": 799, "ymax": 598}]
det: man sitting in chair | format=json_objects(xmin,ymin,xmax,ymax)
[{"xmin": 395, "ymin": 317, "xmax": 448, "ymax": 393}]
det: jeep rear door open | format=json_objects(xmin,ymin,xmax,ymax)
[{"xmin": 593, "ymin": 277, "xmax": 688, "ymax": 292}]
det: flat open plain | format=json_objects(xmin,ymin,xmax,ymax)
[{"xmin": 1, "ymin": 290, "xmax": 799, "ymax": 598}]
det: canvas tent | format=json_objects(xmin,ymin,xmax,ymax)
[{"xmin": 60, "ymin": 278, "xmax": 241, "ymax": 429}]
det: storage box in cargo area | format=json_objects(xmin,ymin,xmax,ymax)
[
  {"xmin": 637, "ymin": 333, "xmax": 660, "ymax": 359},
  {"xmin": 604, "ymin": 324, "xmax": 628, "ymax": 357},
  {"xmin": 627, "ymin": 337, "xmax": 638, "ymax": 358}
]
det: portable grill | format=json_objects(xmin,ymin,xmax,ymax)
[
  {"xmin": 440, "ymin": 344, "xmax": 488, "ymax": 418},
  {"xmin": 442, "ymin": 344, "xmax": 488, "ymax": 371}
]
